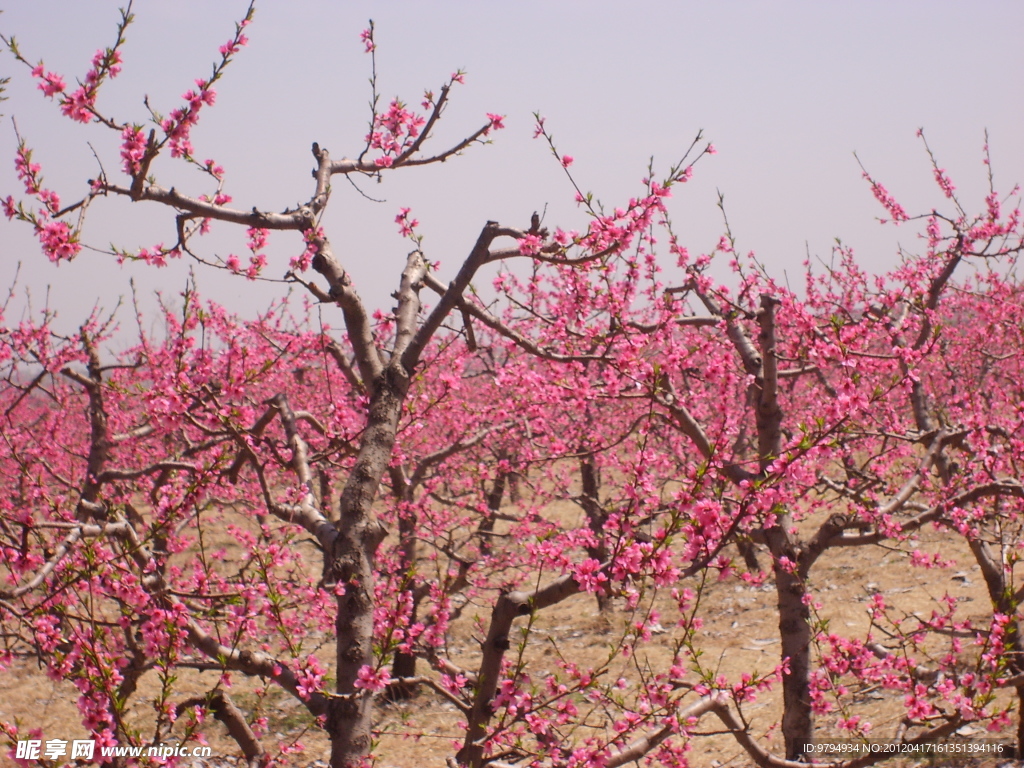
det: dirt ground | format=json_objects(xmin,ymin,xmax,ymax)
[{"xmin": 1, "ymin": 512, "xmax": 1018, "ymax": 768}]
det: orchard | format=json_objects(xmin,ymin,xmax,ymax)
[{"xmin": 1, "ymin": 4, "xmax": 1023, "ymax": 768}]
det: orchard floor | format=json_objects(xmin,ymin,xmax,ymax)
[{"xmin": 1, "ymin": 520, "xmax": 1019, "ymax": 768}]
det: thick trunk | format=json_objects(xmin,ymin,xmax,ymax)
[
  {"xmin": 327, "ymin": 522, "xmax": 383, "ymax": 766},
  {"xmin": 765, "ymin": 518, "xmax": 813, "ymax": 760},
  {"xmin": 774, "ymin": 565, "xmax": 813, "ymax": 759},
  {"xmin": 326, "ymin": 369, "xmax": 408, "ymax": 768}
]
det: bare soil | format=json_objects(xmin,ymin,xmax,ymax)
[{"xmin": 1, "ymin": 510, "xmax": 1017, "ymax": 768}]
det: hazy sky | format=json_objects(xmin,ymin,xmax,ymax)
[{"xmin": 2, "ymin": 1, "xmax": 1022, "ymax": 341}]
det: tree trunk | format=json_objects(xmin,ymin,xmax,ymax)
[
  {"xmin": 774, "ymin": 565, "xmax": 813, "ymax": 759},
  {"xmin": 737, "ymin": 538, "xmax": 761, "ymax": 572},
  {"xmin": 580, "ymin": 457, "xmax": 612, "ymax": 612},
  {"xmin": 966, "ymin": 536, "xmax": 1024, "ymax": 756},
  {"xmin": 477, "ymin": 470, "xmax": 507, "ymax": 557},
  {"xmin": 765, "ymin": 519, "xmax": 813, "ymax": 760},
  {"xmin": 386, "ymin": 505, "xmax": 420, "ymax": 701},
  {"xmin": 326, "ymin": 368, "xmax": 408, "ymax": 768}
]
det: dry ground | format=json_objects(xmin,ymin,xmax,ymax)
[{"xmin": 1, "ymin": 509, "xmax": 1018, "ymax": 768}]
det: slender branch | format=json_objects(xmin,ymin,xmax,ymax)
[
  {"xmin": 185, "ymin": 621, "xmax": 328, "ymax": 718},
  {"xmin": 423, "ymin": 273, "xmax": 607, "ymax": 364}
]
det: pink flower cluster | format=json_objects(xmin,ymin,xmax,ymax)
[
  {"xmin": 295, "ymin": 656, "xmax": 326, "ymax": 701},
  {"xmin": 120, "ymin": 126, "xmax": 147, "ymax": 175},
  {"xmin": 31, "ymin": 64, "xmax": 65, "ymax": 98},
  {"xmin": 572, "ymin": 558, "xmax": 608, "ymax": 593},
  {"xmin": 863, "ymin": 173, "xmax": 909, "ymax": 223},
  {"xmin": 359, "ymin": 27, "xmax": 375, "ymax": 53},
  {"xmin": 395, "ymin": 208, "xmax": 419, "ymax": 238},
  {"xmin": 933, "ymin": 167, "xmax": 957, "ymax": 199},
  {"xmin": 226, "ymin": 228, "xmax": 269, "ymax": 279},
  {"xmin": 290, "ymin": 228, "xmax": 323, "ymax": 272},
  {"xmin": 32, "ymin": 48, "xmax": 123, "ymax": 124},
  {"xmin": 14, "ymin": 145, "xmax": 46, "ymax": 199},
  {"xmin": 518, "ymin": 233, "xmax": 542, "ymax": 256},
  {"xmin": 9, "ymin": 142, "xmax": 80, "ymax": 262},
  {"xmin": 219, "ymin": 27, "xmax": 249, "ymax": 57},
  {"xmin": 354, "ymin": 664, "xmax": 391, "ymax": 692},
  {"xmin": 119, "ymin": 244, "xmax": 181, "ymax": 267},
  {"xmin": 39, "ymin": 221, "xmax": 79, "ymax": 263},
  {"xmin": 368, "ymin": 99, "xmax": 426, "ymax": 168},
  {"xmin": 162, "ymin": 79, "xmax": 217, "ymax": 159}
]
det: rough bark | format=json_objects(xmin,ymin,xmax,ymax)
[
  {"xmin": 772, "ymin": 541, "xmax": 813, "ymax": 760},
  {"xmin": 326, "ymin": 366, "xmax": 408, "ymax": 767},
  {"xmin": 580, "ymin": 456, "xmax": 612, "ymax": 612},
  {"xmin": 967, "ymin": 535, "xmax": 1024, "ymax": 754}
]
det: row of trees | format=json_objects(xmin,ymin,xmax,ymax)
[{"xmin": 2, "ymin": 4, "xmax": 1023, "ymax": 767}]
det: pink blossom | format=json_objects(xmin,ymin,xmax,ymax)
[
  {"xmin": 359, "ymin": 28, "xmax": 376, "ymax": 53},
  {"xmin": 572, "ymin": 558, "xmax": 608, "ymax": 593},
  {"xmin": 220, "ymin": 34, "xmax": 249, "ymax": 57},
  {"xmin": 518, "ymin": 233, "xmax": 542, "ymax": 256},
  {"xmin": 204, "ymin": 158, "xmax": 225, "ymax": 180},
  {"xmin": 60, "ymin": 87, "xmax": 95, "ymax": 123},
  {"xmin": 295, "ymin": 658, "xmax": 325, "ymax": 701},
  {"xmin": 31, "ymin": 64, "xmax": 66, "ymax": 98},
  {"xmin": 775, "ymin": 555, "xmax": 797, "ymax": 574},
  {"xmin": 291, "ymin": 228, "xmax": 322, "ymax": 272},
  {"xmin": 37, "ymin": 188, "xmax": 60, "ymax": 215},
  {"xmin": 120, "ymin": 126, "xmax": 147, "ymax": 175},
  {"xmin": 863, "ymin": 174, "xmax": 909, "ymax": 222},
  {"xmin": 136, "ymin": 245, "xmax": 168, "ymax": 267},
  {"xmin": 38, "ymin": 220, "xmax": 80, "ymax": 262},
  {"xmin": 91, "ymin": 48, "xmax": 122, "ymax": 79},
  {"xmin": 395, "ymin": 207, "xmax": 419, "ymax": 238},
  {"xmin": 561, "ymin": 154, "xmax": 574, "ymax": 168},
  {"xmin": 14, "ymin": 146, "xmax": 42, "ymax": 194},
  {"xmin": 354, "ymin": 664, "xmax": 391, "ymax": 692},
  {"xmin": 245, "ymin": 254, "xmax": 266, "ymax": 280},
  {"xmin": 246, "ymin": 227, "xmax": 268, "ymax": 252},
  {"xmin": 933, "ymin": 167, "xmax": 956, "ymax": 198},
  {"xmin": 985, "ymin": 191, "xmax": 1001, "ymax": 221},
  {"xmin": 484, "ymin": 113, "xmax": 505, "ymax": 136}
]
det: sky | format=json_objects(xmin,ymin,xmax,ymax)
[{"xmin": 1, "ymin": 1, "xmax": 1022, "ymax": 343}]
